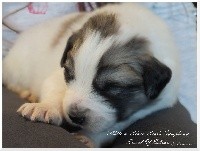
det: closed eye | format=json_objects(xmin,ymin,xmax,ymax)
[
  {"xmin": 64, "ymin": 65, "xmax": 75, "ymax": 83},
  {"xmin": 94, "ymin": 79, "xmax": 143, "ymax": 100},
  {"xmin": 63, "ymin": 52, "xmax": 75, "ymax": 83}
]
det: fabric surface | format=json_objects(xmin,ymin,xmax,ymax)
[
  {"xmin": 2, "ymin": 87, "xmax": 197, "ymax": 148},
  {"xmin": 2, "ymin": 87, "xmax": 87, "ymax": 148},
  {"xmin": 2, "ymin": 2, "xmax": 78, "ymax": 58}
]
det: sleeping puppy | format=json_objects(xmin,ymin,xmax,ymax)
[{"xmin": 3, "ymin": 3, "xmax": 180, "ymax": 147}]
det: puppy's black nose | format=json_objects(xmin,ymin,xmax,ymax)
[{"xmin": 68, "ymin": 114, "xmax": 85, "ymax": 125}]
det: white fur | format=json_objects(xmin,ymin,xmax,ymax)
[{"xmin": 3, "ymin": 3, "xmax": 180, "ymax": 147}]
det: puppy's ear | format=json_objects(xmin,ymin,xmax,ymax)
[
  {"xmin": 141, "ymin": 57, "xmax": 172, "ymax": 100},
  {"xmin": 60, "ymin": 34, "xmax": 75, "ymax": 67}
]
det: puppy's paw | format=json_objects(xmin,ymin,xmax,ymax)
[
  {"xmin": 17, "ymin": 103, "xmax": 62, "ymax": 126},
  {"xmin": 72, "ymin": 133, "xmax": 95, "ymax": 148}
]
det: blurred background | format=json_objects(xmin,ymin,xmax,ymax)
[{"xmin": 2, "ymin": 2, "xmax": 197, "ymax": 123}]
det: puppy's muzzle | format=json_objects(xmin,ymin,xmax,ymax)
[
  {"xmin": 68, "ymin": 114, "xmax": 85, "ymax": 125},
  {"xmin": 68, "ymin": 104, "xmax": 89, "ymax": 125}
]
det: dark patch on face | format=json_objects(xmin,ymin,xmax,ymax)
[
  {"xmin": 64, "ymin": 13, "xmax": 119, "ymax": 51},
  {"xmin": 60, "ymin": 34, "xmax": 74, "ymax": 67},
  {"xmin": 63, "ymin": 54, "xmax": 75, "ymax": 83},
  {"xmin": 61, "ymin": 35, "xmax": 76, "ymax": 83},
  {"xmin": 93, "ymin": 64, "xmax": 147, "ymax": 120},
  {"xmin": 93, "ymin": 36, "xmax": 172, "ymax": 121},
  {"xmin": 98, "ymin": 36, "xmax": 150, "ymax": 68},
  {"xmin": 93, "ymin": 64, "xmax": 143, "ymax": 99},
  {"xmin": 82, "ymin": 13, "xmax": 119, "ymax": 38},
  {"xmin": 63, "ymin": 13, "xmax": 119, "ymax": 54}
]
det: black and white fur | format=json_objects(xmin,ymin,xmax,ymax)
[{"xmin": 3, "ymin": 3, "xmax": 180, "ymax": 147}]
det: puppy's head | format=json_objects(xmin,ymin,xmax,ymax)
[{"xmin": 60, "ymin": 13, "xmax": 172, "ymax": 133}]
